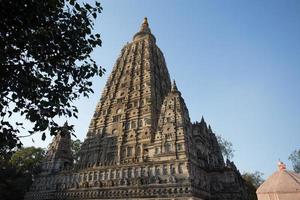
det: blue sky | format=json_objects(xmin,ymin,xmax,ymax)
[{"xmin": 21, "ymin": 0, "xmax": 300, "ymax": 178}]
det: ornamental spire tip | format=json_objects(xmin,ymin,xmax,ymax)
[
  {"xmin": 143, "ymin": 17, "xmax": 148, "ymax": 24},
  {"xmin": 171, "ymin": 80, "xmax": 178, "ymax": 91},
  {"xmin": 140, "ymin": 17, "xmax": 150, "ymax": 32},
  {"xmin": 277, "ymin": 160, "xmax": 286, "ymax": 171}
]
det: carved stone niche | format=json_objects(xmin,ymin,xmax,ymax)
[
  {"xmin": 93, "ymin": 181, "xmax": 99, "ymax": 187},
  {"xmin": 168, "ymin": 175, "xmax": 177, "ymax": 183},
  {"xmin": 107, "ymin": 180, "xmax": 114, "ymax": 187},
  {"xmin": 120, "ymin": 179, "xmax": 125, "ymax": 186},
  {"xmin": 211, "ymin": 181, "xmax": 223, "ymax": 192},
  {"xmin": 154, "ymin": 176, "xmax": 161, "ymax": 184}
]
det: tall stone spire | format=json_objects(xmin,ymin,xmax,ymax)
[{"xmin": 80, "ymin": 17, "xmax": 170, "ymax": 166}]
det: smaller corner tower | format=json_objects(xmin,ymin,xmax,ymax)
[{"xmin": 42, "ymin": 123, "xmax": 73, "ymax": 173}]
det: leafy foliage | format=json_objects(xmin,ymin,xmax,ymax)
[
  {"xmin": 216, "ymin": 135, "xmax": 234, "ymax": 160},
  {"xmin": 0, "ymin": 0, "xmax": 104, "ymax": 154},
  {"xmin": 0, "ymin": 147, "xmax": 45, "ymax": 200},
  {"xmin": 0, "ymin": 164, "xmax": 32, "ymax": 200},
  {"xmin": 288, "ymin": 149, "xmax": 300, "ymax": 173},
  {"xmin": 242, "ymin": 171, "xmax": 264, "ymax": 188},
  {"xmin": 9, "ymin": 147, "xmax": 45, "ymax": 174},
  {"xmin": 71, "ymin": 139, "xmax": 82, "ymax": 162},
  {"xmin": 242, "ymin": 171, "xmax": 264, "ymax": 200}
]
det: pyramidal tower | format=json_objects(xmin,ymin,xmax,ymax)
[
  {"xmin": 41, "ymin": 123, "xmax": 73, "ymax": 173},
  {"xmin": 26, "ymin": 18, "xmax": 250, "ymax": 200}
]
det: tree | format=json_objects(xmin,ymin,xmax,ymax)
[
  {"xmin": 242, "ymin": 171, "xmax": 264, "ymax": 200},
  {"xmin": 0, "ymin": 164, "xmax": 32, "ymax": 200},
  {"xmin": 216, "ymin": 135, "xmax": 234, "ymax": 160},
  {"xmin": 71, "ymin": 139, "xmax": 82, "ymax": 162},
  {"xmin": 0, "ymin": 0, "xmax": 104, "ymax": 155},
  {"xmin": 0, "ymin": 147, "xmax": 46, "ymax": 200},
  {"xmin": 288, "ymin": 149, "xmax": 300, "ymax": 173},
  {"xmin": 9, "ymin": 147, "xmax": 45, "ymax": 174},
  {"xmin": 242, "ymin": 171, "xmax": 264, "ymax": 188}
]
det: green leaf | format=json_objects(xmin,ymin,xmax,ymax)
[
  {"xmin": 70, "ymin": 0, "xmax": 75, "ymax": 6},
  {"xmin": 41, "ymin": 132, "xmax": 46, "ymax": 141},
  {"xmin": 85, "ymin": 3, "xmax": 92, "ymax": 10},
  {"xmin": 75, "ymin": 3, "xmax": 81, "ymax": 11}
]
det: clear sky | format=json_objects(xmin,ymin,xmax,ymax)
[{"xmin": 21, "ymin": 0, "xmax": 300, "ymax": 178}]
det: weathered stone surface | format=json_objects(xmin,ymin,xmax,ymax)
[{"xmin": 25, "ymin": 18, "xmax": 250, "ymax": 200}]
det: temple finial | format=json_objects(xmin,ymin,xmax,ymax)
[
  {"xmin": 201, "ymin": 116, "xmax": 205, "ymax": 123},
  {"xmin": 171, "ymin": 80, "xmax": 178, "ymax": 92},
  {"xmin": 140, "ymin": 17, "xmax": 151, "ymax": 33},
  {"xmin": 277, "ymin": 160, "xmax": 286, "ymax": 171},
  {"xmin": 63, "ymin": 121, "xmax": 69, "ymax": 127},
  {"xmin": 143, "ymin": 17, "xmax": 148, "ymax": 26},
  {"xmin": 133, "ymin": 17, "xmax": 155, "ymax": 42}
]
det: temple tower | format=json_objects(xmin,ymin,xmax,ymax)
[
  {"xmin": 42, "ymin": 123, "xmax": 73, "ymax": 173},
  {"xmin": 78, "ymin": 17, "xmax": 172, "ymax": 167},
  {"xmin": 26, "ymin": 18, "xmax": 250, "ymax": 200}
]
